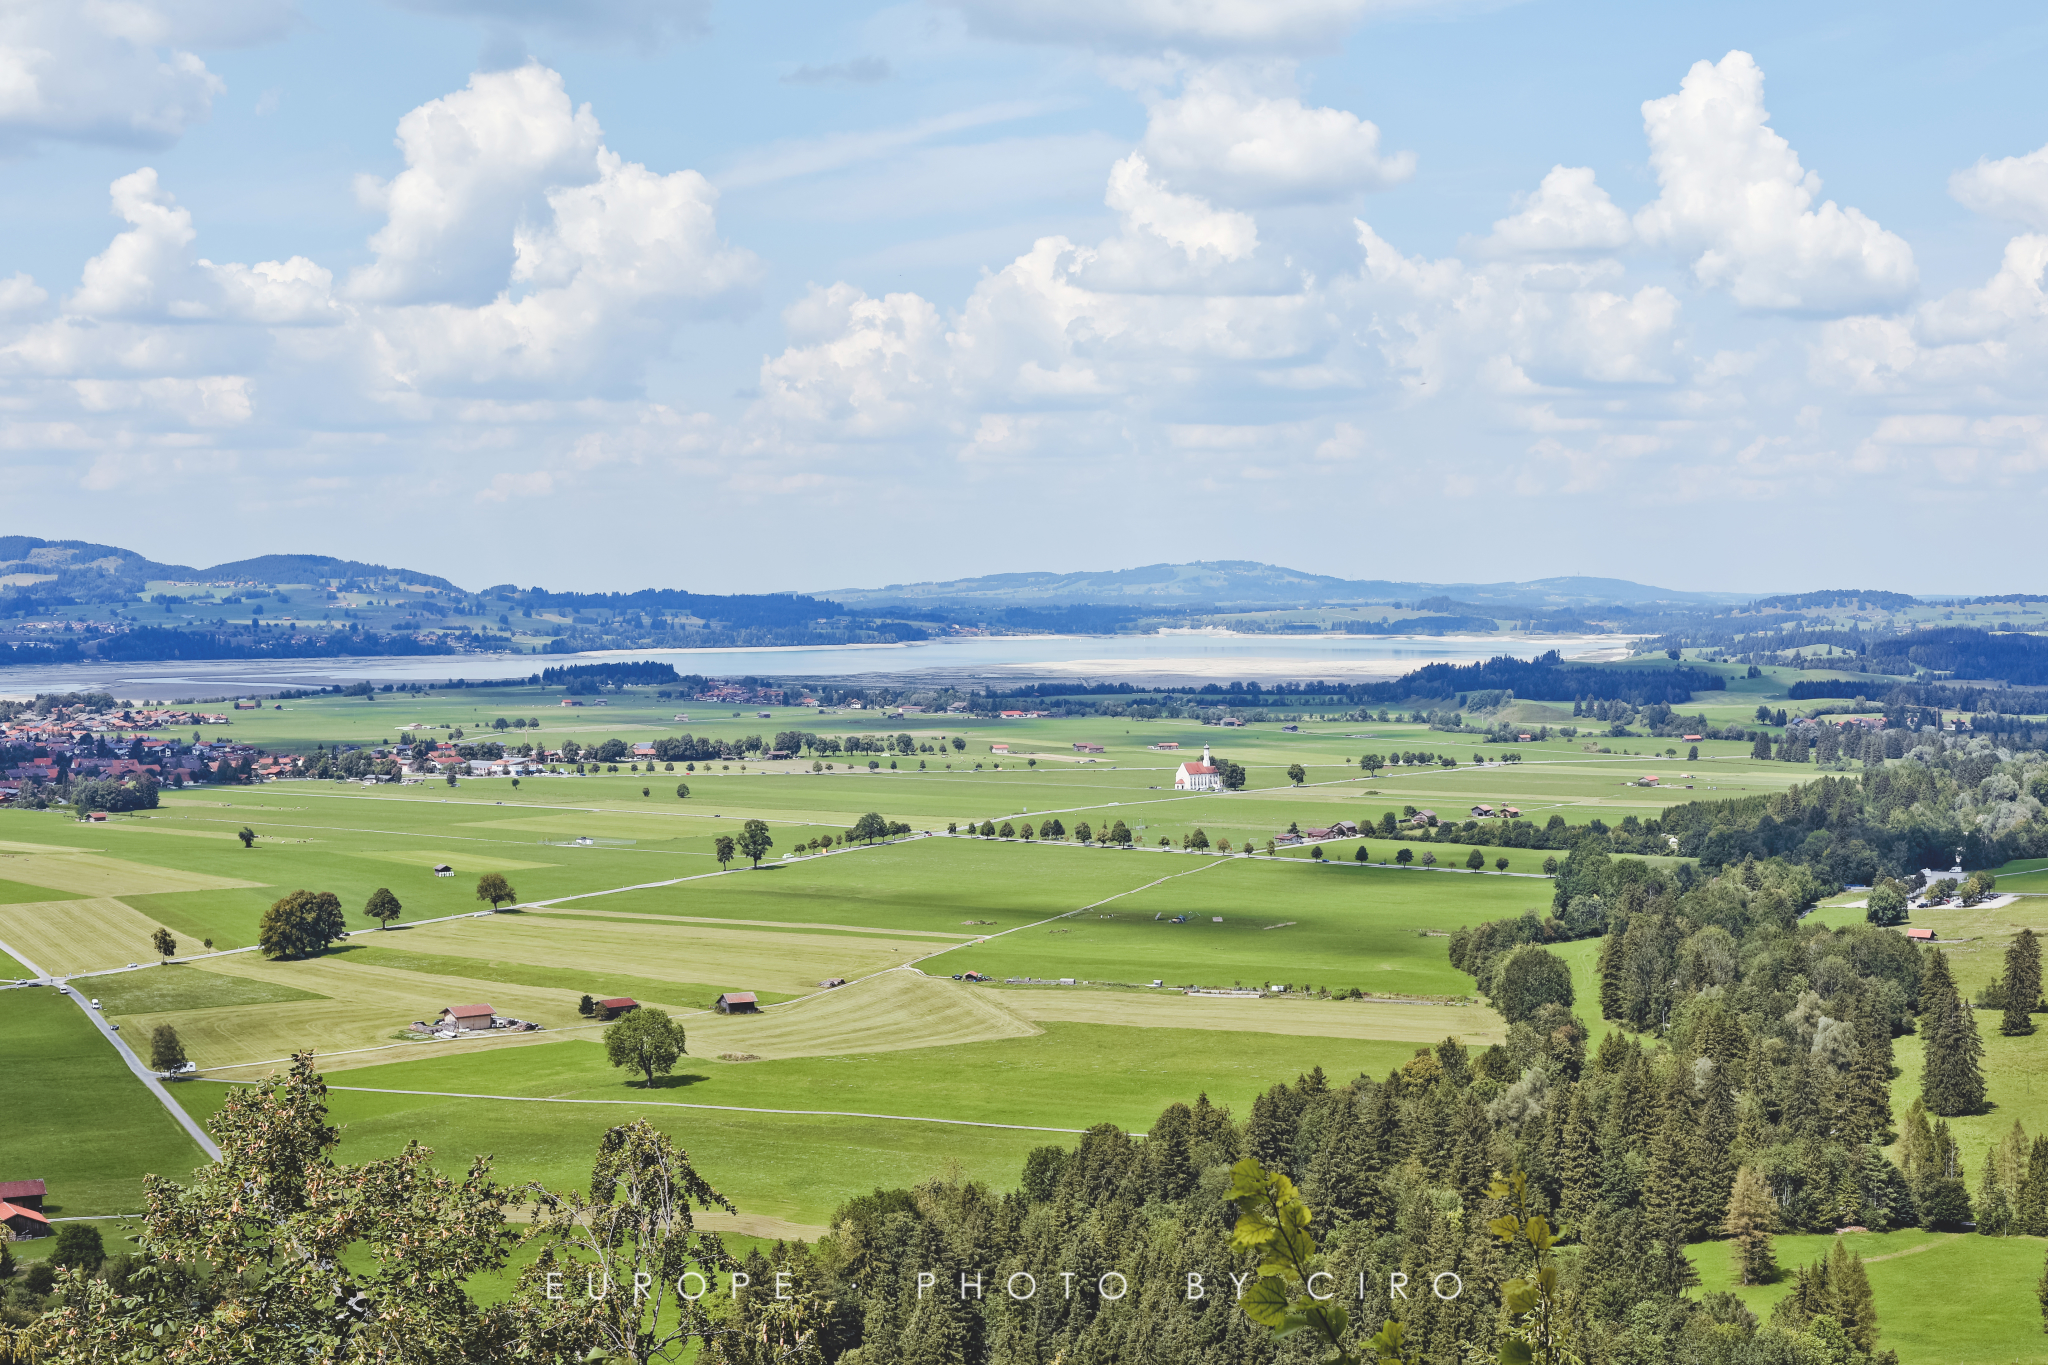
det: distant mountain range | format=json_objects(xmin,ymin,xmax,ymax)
[
  {"xmin": 818, "ymin": 561, "xmax": 1761, "ymax": 610},
  {"xmin": 0, "ymin": 537, "xmax": 459, "ymax": 593}
]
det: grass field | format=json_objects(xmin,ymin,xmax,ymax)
[
  {"xmin": 0, "ymin": 988, "xmax": 210, "ymax": 1214},
  {"xmin": 11, "ymin": 681, "xmax": 2035, "ymax": 1362},
  {"xmin": 1687, "ymin": 1229, "xmax": 2048, "ymax": 1364}
]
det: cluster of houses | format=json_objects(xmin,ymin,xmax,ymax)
[
  {"xmin": 411, "ymin": 1003, "xmax": 544, "ymax": 1037},
  {"xmin": 1274, "ymin": 819, "xmax": 1362, "ymax": 846},
  {"xmin": 694, "ymin": 685, "xmax": 791, "ymax": 705},
  {"xmin": 0, "ymin": 700, "xmax": 261, "ymax": 800}
]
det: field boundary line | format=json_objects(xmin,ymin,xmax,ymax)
[
  {"xmin": 200, "ymin": 1081, "xmax": 1088, "ymax": 1135},
  {"xmin": 1861, "ymin": 1233, "xmax": 1959, "ymax": 1263}
]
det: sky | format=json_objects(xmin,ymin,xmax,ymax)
[{"xmin": 3, "ymin": 0, "xmax": 2048, "ymax": 596}]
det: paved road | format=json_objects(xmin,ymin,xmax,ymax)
[{"xmin": 1, "ymin": 931, "xmax": 221, "ymax": 1161}]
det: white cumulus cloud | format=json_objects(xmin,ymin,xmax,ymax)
[
  {"xmin": 1634, "ymin": 50, "xmax": 1915, "ymax": 313},
  {"xmin": 1951, "ymin": 140, "xmax": 2048, "ymax": 231},
  {"xmin": 0, "ymin": 1, "xmax": 289, "ymax": 151},
  {"xmin": 1479, "ymin": 165, "xmax": 1632, "ymax": 257},
  {"xmin": 1139, "ymin": 65, "xmax": 1413, "ymax": 203}
]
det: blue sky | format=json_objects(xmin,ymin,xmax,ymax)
[{"xmin": 4, "ymin": 0, "xmax": 2047, "ymax": 594}]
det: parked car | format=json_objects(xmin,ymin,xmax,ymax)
[{"xmin": 89, "ymin": 999, "xmax": 101, "ymax": 1010}]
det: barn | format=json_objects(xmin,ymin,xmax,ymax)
[
  {"xmin": 714, "ymin": 992, "xmax": 761, "ymax": 1014},
  {"xmin": 437, "ymin": 1004, "xmax": 496, "ymax": 1031},
  {"xmin": 0, "ymin": 1200, "xmax": 49, "ymax": 1239},
  {"xmin": 0, "ymin": 1180, "xmax": 45, "ymax": 1212},
  {"xmin": 597, "ymin": 997, "xmax": 639, "ymax": 1018}
]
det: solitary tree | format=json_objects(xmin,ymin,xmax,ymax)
[
  {"xmin": 579, "ymin": 994, "xmax": 596, "ymax": 1017},
  {"xmin": 1867, "ymin": 883, "xmax": 1909, "ymax": 927},
  {"xmin": 258, "ymin": 890, "xmax": 347, "ymax": 959},
  {"xmin": 1496, "ymin": 857, "xmax": 1510, "ymax": 872},
  {"xmin": 237, "ymin": 826, "xmax": 257, "ymax": 848},
  {"xmin": 359, "ymin": 886, "xmax": 402, "ymax": 931},
  {"xmin": 604, "ymin": 1007, "xmax": 687, "ymax": 1087},
  {"xmin": 151, "ymin": 927, "xmax": 177, "ymax": 961},
  {"xmin": 850, "ymin": 812, "xmax": 889, "ymax": 843},
  {"xmin": 1286, "ymin": 763, "xmax": 1306, "ymax": 785},
  {"xmin": 675, "ymin": 783, "xmax": 690, "ymax": 800},
  {"xmin": 713, "ymin": 835, "xmax": 735, "ymax": 869},
  {"xmin": 1395, "ymin": 847, "xmax": 1414, "ymax": 865},
  {"xmin": 1466, "ymin": 848, "xmax": 1486, "ymax": 870},
  {"xmin": 2003, "ymin": 929, "xmax": 2042, "ymax": 1037},
  {"xmin": 475, "ymin": 873, "xmax": 517, "ymax": 911},
  {"xmin": 1725, "ymin": 1164, "xmax": 1778, "ymax": 1285},
  {"xmin": 1354, "ymin": 845, "xmax": 1369, "ymax": 862},
  {"xmin": 1360, "ymin": 754, "xmax": 1385, "ymax": 778},
  {"xmin": 736, "ymin": 818, "xmax": 773, "ymax": 868},
  {"xmin": 149, "ymin": 1023, "xmax": 188, "ymax": 1073}
]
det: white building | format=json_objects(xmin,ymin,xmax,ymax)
[{"xmin": 1174, "ymin": 744, "xmax": 1223, "ymax": 792}]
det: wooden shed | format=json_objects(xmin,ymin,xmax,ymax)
[
  {"xmin": 714, "ymin": 992, "xmax": 760, "ymax": 1014},
  {"xmin": 0, "ymin": 1200, "xmax": 50, "ymax": 1240},
  {"xmin": 0, "ymin": 1180, "xmax": 45, "ymax": 1212},
  {"xmin": 437, "ymin": 1003, "xmax": 496, "ymax": 1031},
  {"xmin": 597, "ymin": 997, "xmax": 639, "ymax": 1019}
]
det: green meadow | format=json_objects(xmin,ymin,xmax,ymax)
[{"xmin": 8, "ymin": 678, "xmax": 2041, "ymax": 1361}]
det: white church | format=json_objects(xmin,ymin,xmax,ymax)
[{"xmin": 1174, "ymin": 745, "xmax": 1223, "ymax": 792}]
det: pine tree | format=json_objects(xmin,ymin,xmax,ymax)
[
  {"xmin": 1597, "ymin": 928, "xmax": 1626, "ymax": 1021},
  {"xmin": 1830, "ymin": 1237, "xmax": 1879, "ymax": 1353},
  {"xmin": 1724, "ymin": 1165, "xmax": 1777, "ymax": 1285},
  {"xmin": 2004, "ymin": 928, "xmax": 2042, "ymax": 1036},
  {"xmin": 2021, "ymin": 1138, "xmax": 2048, "ymax": 1238},
  {"xmin": 1920, "ymin": 946, "xmax": 1987, "ymax": 1116},
  {"xmin": 1555, "ymin": 1083, "xmax": 1600, "ymax": 1235}
]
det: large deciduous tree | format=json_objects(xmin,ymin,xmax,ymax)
[
  {"xmin": 604, "ymin": 1007, "xmax": 688, "ymax": 1087},
  {"xmin": 475, "ymin": 872, "xmax": 517, "ymax": 910},
  {"xmin": 363, "ymin": 887, "xmax": 402, "ymax": 930},
  {"xmin": 736, "ymin": 819, "xmax": 773, "ymax": 867},
  {"xmin": 258, "ymin": 890, "xmax": 346, "ymax": 959}
]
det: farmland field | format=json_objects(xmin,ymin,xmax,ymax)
[{"xmin": 5, "ymin": 677, "xmax": 2039, "ymax": 1363}]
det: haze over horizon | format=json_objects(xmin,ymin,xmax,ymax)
[{"xmin": 4, "ymin": 1, "xmax": 2047, "ymax": 593}]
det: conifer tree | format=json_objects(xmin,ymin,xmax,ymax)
[
  {"xmin": 1919, "ymin": 946, "xmax": 1986, "ymax": 1115},
  {"xmin": 1597, "ymin": 927, "xmax": 1625, "ymax": 1020},
  {"xmin": 2004, "ymin": 928, "xmax": 2042, "ymax": 1036},
  {"xmin": 1724, "ymin": 1165, "xmax": 1778, "ymax": 1286},
  {"xmin": 2021, "ymin": 1137, "xmax": 2048, "ymax": 1238}
]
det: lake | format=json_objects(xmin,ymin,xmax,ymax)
[{"xmin": 0, "ymin": 630, "xmax": 1631, "ymax": 699}]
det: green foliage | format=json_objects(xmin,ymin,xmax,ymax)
[
  {"xmin": 713, "ymin": 835, "xmax": 735, "ymax": 868},
  {"xmin": 1489, "ymin": 944, "xmax": 1574, "ymax": 1024},
  {"xmin": 604, "ymin": 1007, "xmax": 687, "ymax": 1087},
  {"xmin": 1866, "ymin": 882, "xmax": 1908, "ymax": 926},
  {"xmin": 151, "ymin": 926, "xmax": 176, "ymax": 960},
  {"xmin": 52, "ymin": 1222, "xmax": 105, "ymax": 1272},
  {"xmin": 236, "ymin": 826, "xmax": 256, "ymax": 848},
  {"xmin": 675, "ymin": 782, "xmax": 690, "ymax": 799},
  {"xmin": 1226, "ymin": 1156, "xmax": 1360, "ymax": 1364},
  {"xmin": 1287, "ymin": 763, "xmax": 1306, "ymax": 785},
  {"xmin": 1485, "ymin": 1169, "xmax": 1574, "ymax": 1365},
  {"xmin": 475, "ymin": 872, "xmax": 517, "ymax": 909},
  {"xmin": 257, "ymin": 889, "xmax": 346, "ymax": 959},
  {"xmin": 362, "ymin": 886, "xmax": 402, "ymax": 929},
  {"xmin": 148, "ymin": 1023, "xmax": 187, "ymax": 1073},
  {"xmin": 737, "ymin": 818, "xmax": 774, "ymax": 867},
  {"xmin": 1921, "ymin": 947, "xmax": 1987, "ymax": 1115},
  {"xmin": 2002, "ymin": 929, "xmax": 2041, "ymax": 1036}
]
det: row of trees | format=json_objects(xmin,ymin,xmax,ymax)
[{"xmin": 255, "ymin": 876, "xmax": 517, "ymax": 957}]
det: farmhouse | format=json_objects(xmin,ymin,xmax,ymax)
[
  {"xmin": 989, "ymin": 743, "xmax": 1010, "ymax": 754},
  {"xmin": 1174, "ymin": 744, "xmax": 1223, "ymax": 792},
  {"xmin": 0, "ymin": 1200, "xmax": 49, "ymax": 1239},
  {"xmin": 1409, "ymin": 810, "xmax": 1438, "ymax": 827},
  {"xmin": 433, "ymin": 864, "xmax": 454, "ymax": 877},
  {"xmin": 1073, "ymin": 741, "xmax": 1105, "ymax": 753},
  {"xmin": 0, "ymin": 1180, "xmax": 44, "ymax": 1211},
  {"xmin": 597, "ymin": 997, "xmax": 639, "ymax": 1017},
  {"xmin": 1470, "ymin": 805, "xmax": 1494, "ymax": 818},
  {"xmin": 714, "ymin": 992, "xmax": 760, "ymax": 1014},
  {"xmin": 437, "ymin": 1004, "xmax": 496, "ymax": 1031}
]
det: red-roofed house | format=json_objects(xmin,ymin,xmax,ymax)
[
  {"xmin": 1174, "ymin": 744, "xmax": 1222, "ymax": 792},
  {"xmin": 597, "ymin": 997, "xmax": 639, "ymax": 1018},
  {"xmin": 0, "ymin": 1201, "xmax": 50, "ymax": 1238},
  {"xmin": 436, "ymin": 1004, "xmax": 496, "ymax": 1031}
]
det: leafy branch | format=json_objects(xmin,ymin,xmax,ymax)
[{"xmin": 1484, "ymin": 1170, "xmax": 1580, "ymax": 1365}]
